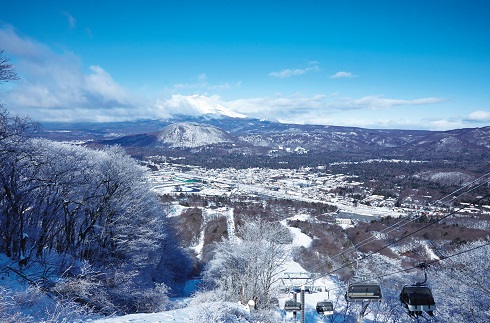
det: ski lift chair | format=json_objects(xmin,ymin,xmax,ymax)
[
  {"xmin": 316, "ymin": 301, "xmax": 334, "ymax": 316},
  {"xmin": 284, "ymin": 299, "xmax": 302, "ymax": 311},
  {"xmin": 400, "ymin": 262, "xmax": 436, "ymax": 316},
  {"xmin": 400, "ymin": 285, "xmax": 436, "ymax": 316},
  {"xmin": 345, "ymin": 283, "xmax": 382, "ymax": 302}
]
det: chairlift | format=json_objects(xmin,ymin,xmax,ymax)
[
  {"xmin": 400, "ymin": 263, "xmax": 436, "ymax": 316},
  {"xmin": 345, "ymin": 283, "xmax": 382, "ymax": 302},
  {"xmin": 345, "ymin": 258, "xmax": 382, "ymax": 303},
  {"xmin": 284, "ymin": 300, "xmax": 302, "ymax": 311},
  {"xmin": 400, "ymin": 285, "xmax": 436, "ymax": 316},
  {"xmin": 316, "ymin": 301, "xmax": 334, "ymax": 316}
]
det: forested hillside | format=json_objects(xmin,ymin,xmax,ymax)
[{"xmin": 0, "ymin": 111, "xmax": 192, "ymax": 321}]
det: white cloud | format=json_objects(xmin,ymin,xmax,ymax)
[
  {"xmin": 0, "ymin": 26, "xmax": 146, "ymax": 122},
  {"xmin": 330, "ymin": 71, "xmax": 357, "ymax": 79},
  {"xmin": 62, "ymin": 12, "xmax": 77, "ymax": 29},
  {"xmin": 222, "ymin": 94, "xmax": 448, "ymax": 128},
  {"xmin": 329, "ymin": 116, "xmax": 466, "ymax": 131},
  {"xmin": 154, "ymin": 94, "xmax": 246, "ymax": 118},
  {"xmin": 228, "ymin": 94, "xmax": 326, "ymax": 115},
  {"xmin": 0, "ymin": 25, "xmax": 51, "ymax": 60},
  {"xmin": 155, "ymin": 94, "xmax": 221, "ymax": 117},
  {"xmin": 467, "ymin": 110, "xmax": 490, "ymax": 121},
  {"xmin": 171, "ymin": 74, "xmax": 240, "ymax": 92},
  {"xmin": 269, "ymin": 62, "xmax": 320, "ymax": 78},
  {"xmin": 151, "ymin": 93, "xmax": 448, "ymax": 127},
  {"xmin": 344, "ymin": 95, "xmax": 446, "ymax": 110},
  {"xmin": 424, "ymin": 118, "xmax": 467, "ymax": 131},
  {"xmin": 85, "ymin": 65, "xmax": 133, "ymax": 104},
  {"xmin": 227, "ymin": 94, "xmax": 443, "ymax": 119}
]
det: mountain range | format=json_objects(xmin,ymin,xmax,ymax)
[{"xmin": 37, "ymin": 115, "xmax": 490, "ymax": 164}]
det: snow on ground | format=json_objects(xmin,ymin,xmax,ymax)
[
  {"xmin": 0, "ymin": 254, "xmax": 25, "ymax": 293},
  {"xmin": 88, "ymin": 308, "xmax": 195, "ymax": 323},
  {"xmin": 189, "ymin": 230, "xmax": 205, "ymax": 259},
  {"xmin": 336, "ymin": 222, "xmax": 354, "ymax": 230},
  {"xmin": 1, "ymin": 208, "xmax": 348, "ymax": 323},
  {"xmin": 390, "ymin": 239, "xmax": 440, "ymax": 261},
  {"xmin": 335, "ymin": 203, "xmax": 399, "ymax": 218},
  {"xmin": 85, "ymin": 212, "xmax": 343, "ymax": 322},
  {"xmin": 166, "ymin": 204, "xmax": 189, "ymax": 218},
  {"xmin": 281, "ymin": 214, "xmax": 313, "ymax": 249},
  {"xmin": 281, "ymin": 260, "xmax": 307, "ymax": 274},
  {"xmin": 88, "ymin": 301, "xmax": 250, "ymax": 323},
  {"xmin": 287, "ymin": 213, "xmax": 311, "ymax": 222},
  {"xmin": 421, "ymin": 240, "xmax": 440, "ymax": 260},
  {"xmin": 372, "ymin": 231, "xmax": 389, "ymax": 240},
  {"xmin": 275, "ymin": 215, "xmax": 344, "ymax": 322},
  {"xmin": 277, "ymin": 274, "xmax": 344, "ymax": 323},
  {"xmin": 197, "ymin": 187, "xmax": 223, "ymax": 197},
  {"xmin": 287, "ymin": 226, "xmax": 312, "ymax": 249}
]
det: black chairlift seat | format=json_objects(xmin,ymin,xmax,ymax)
[
  {"xmin": 345, "ymin": 283, "xmax": 382, "ymax": 302},
  {"xmin": 316, "ymin": 301, "xmax": 334, "ymax": 316},
  {"xmin": 400, "ymin": 285, "xmax": 436, "ymax": 316},
  {"xmin": 284, "ymin": 300, "xmax": 302, "ymax": 311}
]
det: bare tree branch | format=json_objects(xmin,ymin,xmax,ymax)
[{"xmin": 0, "ymin": 49, "xmax": 19, "ymax": 84}]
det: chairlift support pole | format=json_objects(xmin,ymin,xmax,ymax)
[
  {"xmin": 300, "ymin": 285, "xmax": 306, "ymax": 323},
  {"xmin": 293, "ymin": 292, "xmax": 298, "ymax": 322}
]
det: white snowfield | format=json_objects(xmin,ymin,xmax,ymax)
[{"xmin": 90, "ymin": 309, "xmax": 195, "ymax": 322}]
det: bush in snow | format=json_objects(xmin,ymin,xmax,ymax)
[{"xmin": 188, "ymin": 291, "xmax": 280, "ymax": 323}]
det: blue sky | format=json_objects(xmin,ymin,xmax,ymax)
[{"xmin": 1, "ymin": 0, "xmax": 490, "ymax": 130}]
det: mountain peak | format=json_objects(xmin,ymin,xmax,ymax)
[
  {"xmin": 157, "ymin": 122, "xmax": 234, "ymax": 148},
  {"xmin": 163, "ymin": 94, "xmax": 247, "ymax": 119}
]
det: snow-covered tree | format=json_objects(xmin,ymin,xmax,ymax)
[
  {"xmin": 203, "ymin": 217, "xmax": 292, "ymax": 309},
  {"xmin": 0, "ymin": 50, "xmax": 18, "ymax": 85},
  {"xmin": 429, "ymin": 240, "xmax": 490, "ymax": 322},
  {"xmin": 0, "ymin": 112, "xmax": 192, "ymax": 314},
  {"xmin": 0, "ymin": 111, "xmax": 38, "ymax": 261}
]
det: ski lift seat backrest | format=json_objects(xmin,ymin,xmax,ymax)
[
  {"xmin": 316, "ymin": 301, "xmax": 334, "ymax": 315},
  {"xmin": 346, "ymin": 283, "xmax": 382, "ymax": 302},
  {"xmin": 400, "ymin": 285, "xmax": 436, "ymax": 309},
  {"xmin": 284, "ymin": 300, "xmax": 302, "ymax": 311}
]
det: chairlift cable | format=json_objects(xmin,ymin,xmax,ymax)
[
  {"xmin": 359, "ymin": 192, "xmax": 490, "ymax": 264},
  {"xmin": 306, "ymin": 176, "xmax": 490, "ymax": 279},
  {"xmin": 332, "ymin": 172, "xmax": 490, "ymax": 260},
  {"xmin": 315, "ymin": 193, "xmax": 490, "ymax": 280},
  {"xmin": 311, "ymin": 183, "xmax": 489, "ymax": 317},
  {"xmin": 368, "ymin": 240, "xmax": 490, "ymax": 281},
  {"xmin": 307, "ymin": 198, "xmax": 489, "ymax": 318},
  {"xmin": 327, "ymin": 173, "xmax": 490, "ymax": 262}
]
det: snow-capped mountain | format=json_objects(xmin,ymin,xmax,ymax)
[
  {"xmin": 157, "ymin": 122, "xmax": 234, "ymax": 148},
  {"xmin": 160, "ymin": 94, "xmax": 247, "ymax": 119}
]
